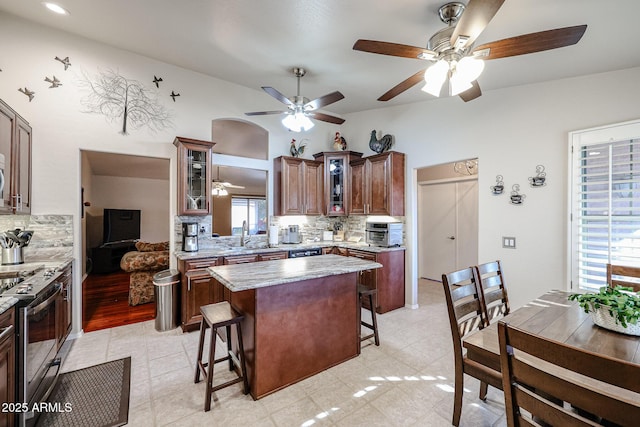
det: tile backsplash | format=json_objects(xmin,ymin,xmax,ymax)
[
  {"xmin": 0, "ymin": 214, "xmax": 74, "ymax": 259},
  {"xmin": 175, "ymin": 214, "xmax": 404, "ymax": 251}
]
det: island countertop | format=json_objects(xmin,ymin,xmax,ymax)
[{"xmin": 208, "ymin": 254, "xmax": 382, "ymax": 291}]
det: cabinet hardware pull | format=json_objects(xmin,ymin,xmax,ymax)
[{"xmin": 187, "ymin": 275, "xmax": 192, "ymax": 291}]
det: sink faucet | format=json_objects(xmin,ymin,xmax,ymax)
[{"xmin": 240, "ymin": 220, "xmax": 249, "ymax": 246}]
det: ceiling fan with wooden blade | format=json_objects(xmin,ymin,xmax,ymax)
[
  {"xmin": 245, "ymin": 67, "xmax": 345, "ymax": 131},
  {"xmin": 353, "ymin": 0, "xmax": 587, "ymax": 102}
]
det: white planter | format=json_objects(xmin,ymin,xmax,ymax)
[{"xmin": 590, "ymin": 305, "xmax": 640, "ymax": 336}]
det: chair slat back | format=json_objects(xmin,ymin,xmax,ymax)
[
  {"xmin": 442, "ymin": 268, "xmax": 486, "ymax": 350},
  {"xmin": 606, "ymin": 264, "xmax": 640, "ymax": 292},
  {"xmin": 475, "ymin": 261, "xmax": 510, "ymax": 323},
  {"xmin": 498, "ymin": 321, "xmax": 640, "ymax": 427}
]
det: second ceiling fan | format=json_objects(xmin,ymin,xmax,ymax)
[
  {"xmin": 353, "ymin": 0, "xmax": 587, "ymax": 102},
  {"xmin": 245, "ymin": 67, "xmax": 345, "ymax": 132}
]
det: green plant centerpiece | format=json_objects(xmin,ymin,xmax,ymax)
[{"xmin": 569, "ymin": 286, "xmax": 640, "ymax": 335}]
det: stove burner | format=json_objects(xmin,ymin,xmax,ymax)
[
  {"xmin": 0, "ymin": 277, "xmax": 24, "ymax": 293},
  {"xmin": 15, "ymin": 284, "xmax": 32, "ymax": 294}
]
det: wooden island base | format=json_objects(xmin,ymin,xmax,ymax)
[{"xmin": 224, "ymin": 272, "xmax": 359, "ymax": 399}]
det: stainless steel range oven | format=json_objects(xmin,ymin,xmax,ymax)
[{"xmin": 0, "ymin": 264, "xmax": 62, "ymax": 426}]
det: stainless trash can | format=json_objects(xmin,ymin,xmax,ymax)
[{"xmin": 153, "ymin": 269, "xmax": 180, "ymax": 332}]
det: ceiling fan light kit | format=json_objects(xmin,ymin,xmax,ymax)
[
  {"xmin": 245, "ymin": 67, "xmax": 345, "ymax": 132},
  {"xmin": 353, "ymin": 0, "xmax": 587, "ymax": 102}
]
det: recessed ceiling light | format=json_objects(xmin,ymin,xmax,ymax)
[{"xmin": 42, "ymin": 2, "xmax": 69, "ymax": 15}]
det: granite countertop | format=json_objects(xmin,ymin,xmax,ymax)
[
  {"xmin": 208, "ymin": 254, "xmax": 382, "ymax": 292},
  {"xmin": 176, "ymin": 241, "xmax": 405, "ymax": 261}
]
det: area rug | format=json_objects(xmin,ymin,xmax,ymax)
[{"xmin": 36, "ymin": 357, "xmax": 131, "ymax": 427}]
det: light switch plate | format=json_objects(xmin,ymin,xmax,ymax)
[{"xmin": 502, "ymin": 236, "xmax": 516, "ymax": 249}]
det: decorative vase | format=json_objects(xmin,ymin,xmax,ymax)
[{"xmin": 589, "ymin": 304, "xmax": 640, "ymax": 336}]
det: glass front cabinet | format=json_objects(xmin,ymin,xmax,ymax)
[
  {"xmin": 174, "ymin": 136, "xmax": 214, "ymax": 215},
  {"xmin": 313, "ymin": 151, "xmax": 362, "ymax": 216}
]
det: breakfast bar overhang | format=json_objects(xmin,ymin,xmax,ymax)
[{"xmin": 208, "ymin": 254, "xmax": 383, "ymax": 399}]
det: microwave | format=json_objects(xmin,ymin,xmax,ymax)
[{"xmin": 365, "ymin": 222, "xmax": 403, "ymax": 247}]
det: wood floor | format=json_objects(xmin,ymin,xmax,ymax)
[{"xmin": 83, "ymin": 270, "xmax": 155, "ymax": 332}]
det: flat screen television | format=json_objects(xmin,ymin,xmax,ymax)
[{"xmin": 103, "ymin": 208, "xmax": 141, "ymax": 245}]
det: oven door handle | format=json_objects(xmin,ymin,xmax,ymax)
[
  {"xmin": 28, "ymin": 284, "xmax": 61, "ymax": 316},
  {"xmin": 0, "ymin": 324, "xmax": 13, "ymax": 342}
]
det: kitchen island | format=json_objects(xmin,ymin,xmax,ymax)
[{"xmin": 208, "ymin": 254, "xmax": 382, "ymax": 399}]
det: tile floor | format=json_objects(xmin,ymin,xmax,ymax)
[{"xmin": 62, "ymin": 279, "xmax": 507, "ymax": 426}]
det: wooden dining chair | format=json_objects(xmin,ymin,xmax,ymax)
[
  {"xmin": 606, "ymin": 263, "xmax": 640, "ymax": 291},
  {"xmin": 474, "ymin": 260, "xmax": 510, "ymax": 323},
  {"xmin": 442, "ymin": 268, "xmax": 503, "ymax": 427},
  {"xmin": 498, "ymin": 321, "xmax": 640, "ymax": 427}
]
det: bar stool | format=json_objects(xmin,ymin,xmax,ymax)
[
  {"xmin": 358, "ymin": 284, "xmax": 380, "ymax": 348},
  {"xmin": 194, "ymin": 301, "xmax": 249, "ymax": 412}
]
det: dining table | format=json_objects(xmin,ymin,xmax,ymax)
[{"xmin": 463, "ymin": 290, "xmax": 640, "ymax": 373}]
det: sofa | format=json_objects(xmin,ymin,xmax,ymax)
[{"xmin": 120, "ymin": 241, "xmax": 170, "ymax": 306}]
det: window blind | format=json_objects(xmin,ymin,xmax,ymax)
[{"xmin": 572, "ymin": 138, "xmax": 640, "ymax": 290}]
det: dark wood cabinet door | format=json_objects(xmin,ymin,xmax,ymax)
[
  {"xmin": 277, "ymin": 157, "xmax": 304, "ymax": 215},
  {"xmin": 174, "ymin": 137, "xmax": 214, "ymax": 215},
  {"xmin": 0, "ymin": 309, "xmax": 15, "ymax": 427},
  {"xmin": 186, "ymin": 273, "xmax": 214, "ymax": 326},
  {"xmin": 350, "ymin": 160, "xmax": 367, "ymax": 215},
  {"xmin": 14, "ymin": 116, "xmax": 31, "ymax": 214},
  {"xmin": 0, "ymin": 101, "xmax": 15, "ymax": 213},
  {"xmin": 304, "ymin": 160, "xmax": 324, "ymax": 215},
  {"xmin": 180, "ymin": 258, "xmax": 219, "ymax": 331},
  {"xmin": 368, "ymin": 154, "xmax": 390, "ymax": 215}
]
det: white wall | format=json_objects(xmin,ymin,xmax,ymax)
[
  {"xmin": 2, "ymin": 11, "xmax": 640, "ymax": 330},
  {"xmin": 341, "ymin": 67, "xmax": 640, "ymax": 309},
  {"xmin": 90, "ymin": 175, "xmax": 170, "ymax": 243},
  {"xmin": 0, "ymin": 12, "xmax": 339, "ymax": 335}
]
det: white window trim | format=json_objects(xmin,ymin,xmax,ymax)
[{"xmin": 568, "ymin": 119, "xmax": 640, "ymax": 291}]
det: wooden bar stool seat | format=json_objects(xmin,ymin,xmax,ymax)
[
  {"xmin": 358, "ymin": 284, "xmax": 380, "ymax": 348},
  {"xmin": 194, "ymin": 301, "xmax": 249, "ymax": 412}
]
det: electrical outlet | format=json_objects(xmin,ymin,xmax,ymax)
[{"xmin": 502, "ymin": 236, "xmax": 516, "ymax": 249}]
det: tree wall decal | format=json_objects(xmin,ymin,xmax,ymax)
[{"xmin": 80, "ymin": 69, "xmax": 173, "ymax": 135}]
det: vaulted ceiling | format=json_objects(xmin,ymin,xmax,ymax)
[{"xmin": 1, "ymin": 0, "xmax": 639, "ymax": 116}]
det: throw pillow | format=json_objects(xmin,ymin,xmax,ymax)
[{"xmin": 135, "ymin": 241, "xmax": 169, "ymax": 252}]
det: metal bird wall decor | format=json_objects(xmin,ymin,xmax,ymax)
[
  {"xmin": 153, "ymin": 75, "xmax": 163, "ymax": 88},
  {"xmin": 18, "ymin": 87, "xmax": 35, "ymax": 102},
  {"xmin": 369, "ymin": 130, "xmax": 393, "ymax": 154},
  {"xmin": 54, "ymin": 56, "xmax": 71, "ymax": 70},
  {"xmin": 45, "ymin": 76, "xmax": 62, "ymax": 88},
  {"xmin": 170, "ymin": 91, "xmax": 180, "ymax": 102}
]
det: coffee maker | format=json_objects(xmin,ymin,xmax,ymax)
[{"xmin": 182, "ymin": 222, "xmax": 199, "ymax": 252}]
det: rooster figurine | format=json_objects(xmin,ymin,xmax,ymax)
[
  {"xmin": 289, "ymin": 138, "xmax": 306, "ymax": 157},
  {"xmin": 369, "ymin": 130, "xmax": 393, "ymax": 154},
  {"xmin": 333, "ymin": 132, "xmax": 347, "ymax": 151}
]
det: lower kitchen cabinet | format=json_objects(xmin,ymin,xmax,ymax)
[
  {"xmin": 179, "ymin": 258, "xmax": 220, "ymax": 332},
  {"xmin": 348, "ymin": 249, "xmax": 405, "ymax": 313},
  {"xmin": 0, "ymin": 308, "xmax": 15, "ymax": 427},
  {"xmin": 56, "ymin": 265, "xmax": 72, "ymax": 350},
  {"xmin": 178, "ymin": 251, "xmax": 289, "ymax": 331}
]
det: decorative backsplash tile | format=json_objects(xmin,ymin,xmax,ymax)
[
  {"xmin": 0, "ymin": 214, "xmax": 74, "ymax": 259},
  {"xmin": 175, "ymin": 214, "xmax": 405, "ymax": 250}
]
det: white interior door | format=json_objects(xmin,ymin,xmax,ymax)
[{"xmin": 419, "ymin": 179, "xmax": 478, "ymax": 280}]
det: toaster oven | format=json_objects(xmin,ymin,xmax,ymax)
[{"xmin": 365, "ymin": 222, "xmax": 403, "ymax": 247}]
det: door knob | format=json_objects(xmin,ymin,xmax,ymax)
[{"xmin": 447, "ymin": 236, "xmax": 455, "ymax": 240}]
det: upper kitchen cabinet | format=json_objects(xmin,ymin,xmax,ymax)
[
  {"xmin": 313, "ymin": 151, "xmax": 362, "ymax": 217},
  {"xmin": 174, "ymin": 137, "xmax": 214, "ymax": 215},
  {"xmin": 274, "ymin": 156, "xmax": 323, "ymax": 216},
  {"xmin": 351, "ymin": 151, "xmax": 405, "ymax": 216},
  {"xmin": 0, "ymin": 99, "xmax": 32, "ymax": 214}
]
